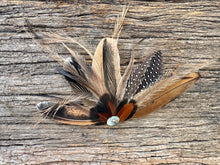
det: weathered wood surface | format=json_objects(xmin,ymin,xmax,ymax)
[{"xmin": 0, "ymin": 0, "xmax": 219, "ymax": 164}]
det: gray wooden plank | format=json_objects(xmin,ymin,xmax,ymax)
[{"xmin": 0, "ymin": 0, "xmax": 219, "ymax": 164}]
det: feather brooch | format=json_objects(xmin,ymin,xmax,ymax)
[{"xmin": 36, "ymin": 8, "xmax": 200, "ymax": 126}]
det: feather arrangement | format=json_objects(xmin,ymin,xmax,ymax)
[{"xmin": 36, "ymin": 8, "xmax": 201, "ymax": 126}]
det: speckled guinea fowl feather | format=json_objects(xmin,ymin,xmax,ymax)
[
  {"xmin": 137, "ymin": 51, "xmax": 163, "ymax": 93},
  {"xmin": 125, "ymin": 51, "xmax": 163, "ymax": 100}
]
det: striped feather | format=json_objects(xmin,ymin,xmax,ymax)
[{"xmin": 102, "ymin": 38, "xmax": 121, "ymax": 96}]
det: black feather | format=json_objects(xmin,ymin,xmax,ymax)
[
  {"xmin": 90, "ymin": 94, "xmax": 112, "ymax": 124},
  {"xmin": 57, "ymin": 68, "xmax": 89, "ymax": 92},
  {"xmin": 68, "ymin": 57, "xmax": 85, "ymax": 78}
]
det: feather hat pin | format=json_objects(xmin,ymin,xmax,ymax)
[{"xmin": 36, "ymin": 8, "xmax": 200, "ymax": 126}]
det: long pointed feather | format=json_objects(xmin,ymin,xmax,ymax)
[
  {"xmin": 92, "ymin": 38, "xmax": 105, "ymax": 82},
  {"xmin": 116, "ymin": 48, "xmax": 134, "ymax": 103},
  {"xmin": 102, "ymin": 38, "xmax": 121, "ymax": 96},
  {"xmin": 92, "ymin": 7, "xmax": 128, "ymax": 96},
  {"xmin": 132, "ymin": 72, "xmax": 200, "ymax": 118}
]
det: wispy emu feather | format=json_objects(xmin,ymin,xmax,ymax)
[{"xmin": 36, "ymin": 7, "xmax": 201, "ymax": 126}]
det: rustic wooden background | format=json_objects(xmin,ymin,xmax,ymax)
[{"xmin": 0, "ymin": 0, "xmax": 219, "ymax": 164}]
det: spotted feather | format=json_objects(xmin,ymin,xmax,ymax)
[{"xmin": 125, "ymin": 51, "xmax": 163, "ymax": 99}]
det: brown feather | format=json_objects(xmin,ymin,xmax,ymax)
[
  {"xmin": 117, "ymin": 103, "xmax": 134, "ymax": 122},
  {"xmin": 91, "ymin": 6, "xmax": 128, "ymax": 96},
  {"xmin": 131, "ymin": 72, "xmax": 200, "ymax": 118},
  {"xmin": 134, "ymin": 61, "xmax": 209, "ymax": 106},
  {"xmin": 47, "ymin": 34, "xmax": 109, "ymax": 98}
]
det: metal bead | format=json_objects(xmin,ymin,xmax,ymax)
[{"xmin": 107, "ymin": 116, "xmax": 120, "ymax": 126}]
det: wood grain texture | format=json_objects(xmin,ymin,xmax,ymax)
[{"xmin": 0, "ymin": 0, "xmax": 219, "ymax": 164}]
